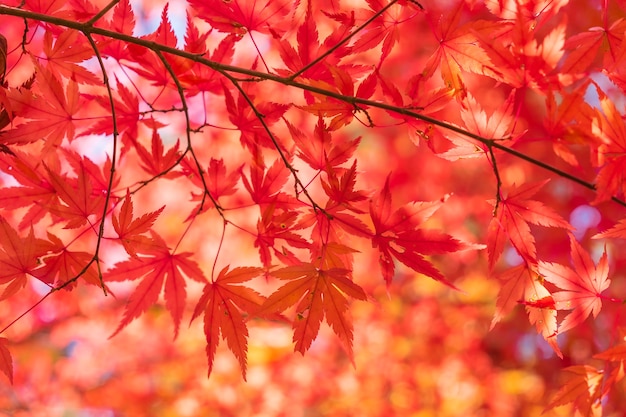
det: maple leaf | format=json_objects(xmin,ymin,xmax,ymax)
[
  {"xmin": 382, "ymin": 72, "xmax": 454, "ymax": 149},
  {"xmin": 108, "ymin": 0, "xmax": 135, "ymax": 36},
  {"xmin": 63, "ymin": 150, "xmax": 119, "ymax": 197},
  {"xmin": 370, "ymin": 176, "xmax": 470, "ymax": 288},
  {"xmin": 46, "ymin": 162, "xmax": 105, "ymax": 229},
  {"xmin": 320, "ymin": 160, "xmax": 369, "ymax": 213},
  {"xmin": 180, "ymin": 34, "xmax": 238, "ymax": 96},
  {"xmin": 0, "ymin": 216, "xmax": 50, "ymax": 299},
  {"xmin": 30, "ymin": 232, "xmax": 102, "ymax": 289},
  {"xmin": 222, "ymin": 84, "xmax": 291, "ymax": 156},
  {"xmin": 255, "ymin": 205, "xmax": 309, "ymax": 267},
  {"xmin": 487, "ymin": 180, "xmax": 572, "ymax": 270},
  {"xmin": 297, "ymin": 163, "xmax": 371, "ymax": 252},
  {"xmin": 105, "ymin": 231, "xmax": 206, "ymax": 338},
  {"xmin": 3, "ymin": 64, "xmax": 80, "ymax": 147},
  {"xmin": 491, "ymin": 264, "xmax": 561, "ymax": 357},
  {"xmin": 22, "ymin": 0, "xmax": 69, "ymax": 16},
  {"xmin": 287, "ymin": 117, "xmax": 361, "ymax": 171},
  {"xmin": 112, "ymin": 190, "xmax": 165, "ymax": 257},
  {"xmin": 42, "ymin": 29, "xmax": 99, "ymax": 84},
  {"xmin": 241, "ymin": 157, "xmax": 300, "ymax": 207},
  {"xmin": 191, "ymin": 266, "xmax": 265, "ymax": 380},
  {"xmin": 273, "ymin": 2, "xmax": 355, "ymax": 82},
  {"xmin": 122, "ymin": 6, "xmax": 192, "ymax": 86},
  {"xmin": 538, "ymin": 235, "xmax": 610, "ymax": 334},
  {"xmin": 0, "ymin": 151, "xmax": 57, "ymax": 229},
  {"xmin": 544, "ymin": 365, "xmax": 603, "ymax": 416},
  {"xmin": 422, "ymin": 3, "xmax": 501, "ymax": 97},
  {"xmin": 593, "ymin": 217, "xmax": 626, "ymax": 239},
  {"xmin": 135, "ymin": 129, "xmax": 181, "ymax": 178},
  {"xmin": 82, "ymin": 77, "xmax": 163, "ymax": 153},
  {"xmin": 595, "ymin": 340, "xmax": 626, "ymax": 362},
  {"xmin": 439, "ymin": 90, "xmax": 520, "ymax": 161},
  {"xmin": 203, "ymin": 158, "xmax": 241, "ymax": 201},
  {"xmin": 0, "ymin": 337, "xmax": 12, "ymax": 384},
  {"xmin": 182, "ymin": 157, "xmax": 242, "ymax": 215},
  {"xmin": 544, "ymin": 83, "xmax": 597, "ymax": 167},
  {"xmin": 351, "ymin": 0, "xmax": 423, "ymax": 65},
  {"xmin": 258, "ymin": 262, "xmax": 367, "ymax": 361},
  {"xmin": 189, "ymin": 0, "xmax": 292, "ymax": 36},
  {"xmin": 591, "ymin": 91, "xmax": 626, "ymax": 203},
  {"xmin": 94, "ymin": 0, "xmax": 135, "ymax": 60},
  {"xmin": 560, "ymin": 18, "xmax": 626, "ymax": 75},
  {"xmin": 298, "ymin": 67, "xmax": 375, "ymax": 131}
]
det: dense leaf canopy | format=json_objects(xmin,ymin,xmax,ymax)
[{"xmin": 1, "ymin": 0, "xmax": 626, "ymax": 415}]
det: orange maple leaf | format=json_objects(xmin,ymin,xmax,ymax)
[
  {"xmin": 258, "ymin": 262, "xmax": 367, "ymax": 362},
  {"xmin": 191, "ymin": 266, "xmax": 265, "ymax": 380}
]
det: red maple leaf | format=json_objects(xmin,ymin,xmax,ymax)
[
  {"xmin": 487, "ymin": 180, "xmax": 573, "ymax": 270},
  {"xmin": 95, "ymin": 0, "xmax": 135, "ymax": 60},
  {"xmin": 46, "ymin": 162, "xmax": 105, "ymax": 229},
  {"xmin": 560, "ymin": 18, "xmax": 626, "ymax": 75},
  {"xmin": 255, "ymin": 205, "xmax": 309, "ymax": 267},
  {"xmin": 593, "ymin": 217, "xmax": 626, "ymax": 239},
  {"xmin": 241, "ymin": 157, "xmax": 300, "ymax": 207},
  {"xmin": 287, "ymin": 117, "xmax": 361, "ymax": 171},
  {"xmin": 439, "ymin": 90, "xmax": 520, "ymax": 161},
  {"xmin": 126, "ymin": 5, "xmax": 193, "ymax": 86},
  {"xmin": 4, "ymin": 64, "xmax": 80, "ymax": 147},
  {"xmin": 82, "ymin": 77, "xmax": 163, "ymax": 153},
  {"xmin": 538, "ymin": 235, "xmax": 610, "ymax": 334},
  {"xmin": 298, "ymin": 68, "xmax": 376, "ymax": 131},
  {"xmin": 191, "ymin": 266, "xmax": 265, "ymax": 380},
  {"xmin": 180, "ymin": 33, "xmax": 238, "ymax": 96},
  {"xmin": 222, "ymin": 84, "xmax": 290, "ymax": 156},
  {"xmin": 351, "ymin": 0, "xmax": 423, "ymax": 65},
  {"xmin": 112, "ymin": 190, "xmax": 165, "ymax": 257},
  {"xmin": 544, "ymin": 365, "xmax": 603, "ymax": 416},
  {"xmin": 273, "ymin": 2, "xmax": 355, "ymax": 82},
  {"xmin": 42, "ymin": 29, "xmax": 99, "ymax": 84},
  {"xmin": 592, "ymin": 91, "xmax": 626, "ymax": 203},
  {"xmin": 105, "ymin": 231, "xmax": 206, "ymax": 338},
  {"xmin": 0, "ymin": 338, "xmax": 12, "ymax": 384},
  {"xmin": 135, "ymin": 129, "xmax": 181, "ymax": 178},
  {"xmin": 370, "ymin": 176, "xmax": 469, "ymax": 288},
  {"xmin": 0, "ymin": 216, "xmax": 50, "ymax": 299},
  {"xmin": 491, "ymin": 264, "xmax": 561, "ymax": 357},
  {"xmin": 422, "ymin": 2, "xmax": 501, "ymax": 97},
  {"xmin": 0, "ymin": 151, "xmax": 57, "ymax": 229},
  {"xmin": 188, "ymin": 0, "xmax": 292, "ymax": 35},
  {"xmin": 30, "ymin": 232, "xmax": 101, "ymax": 289},
  {"xmin": 257, "ymin": 261, "xmax": 367, "ymax": 361}
]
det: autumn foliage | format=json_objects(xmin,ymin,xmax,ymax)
[{"xmin": 1, "ymin": 0, "xmax": 626, "ymax": 414}]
